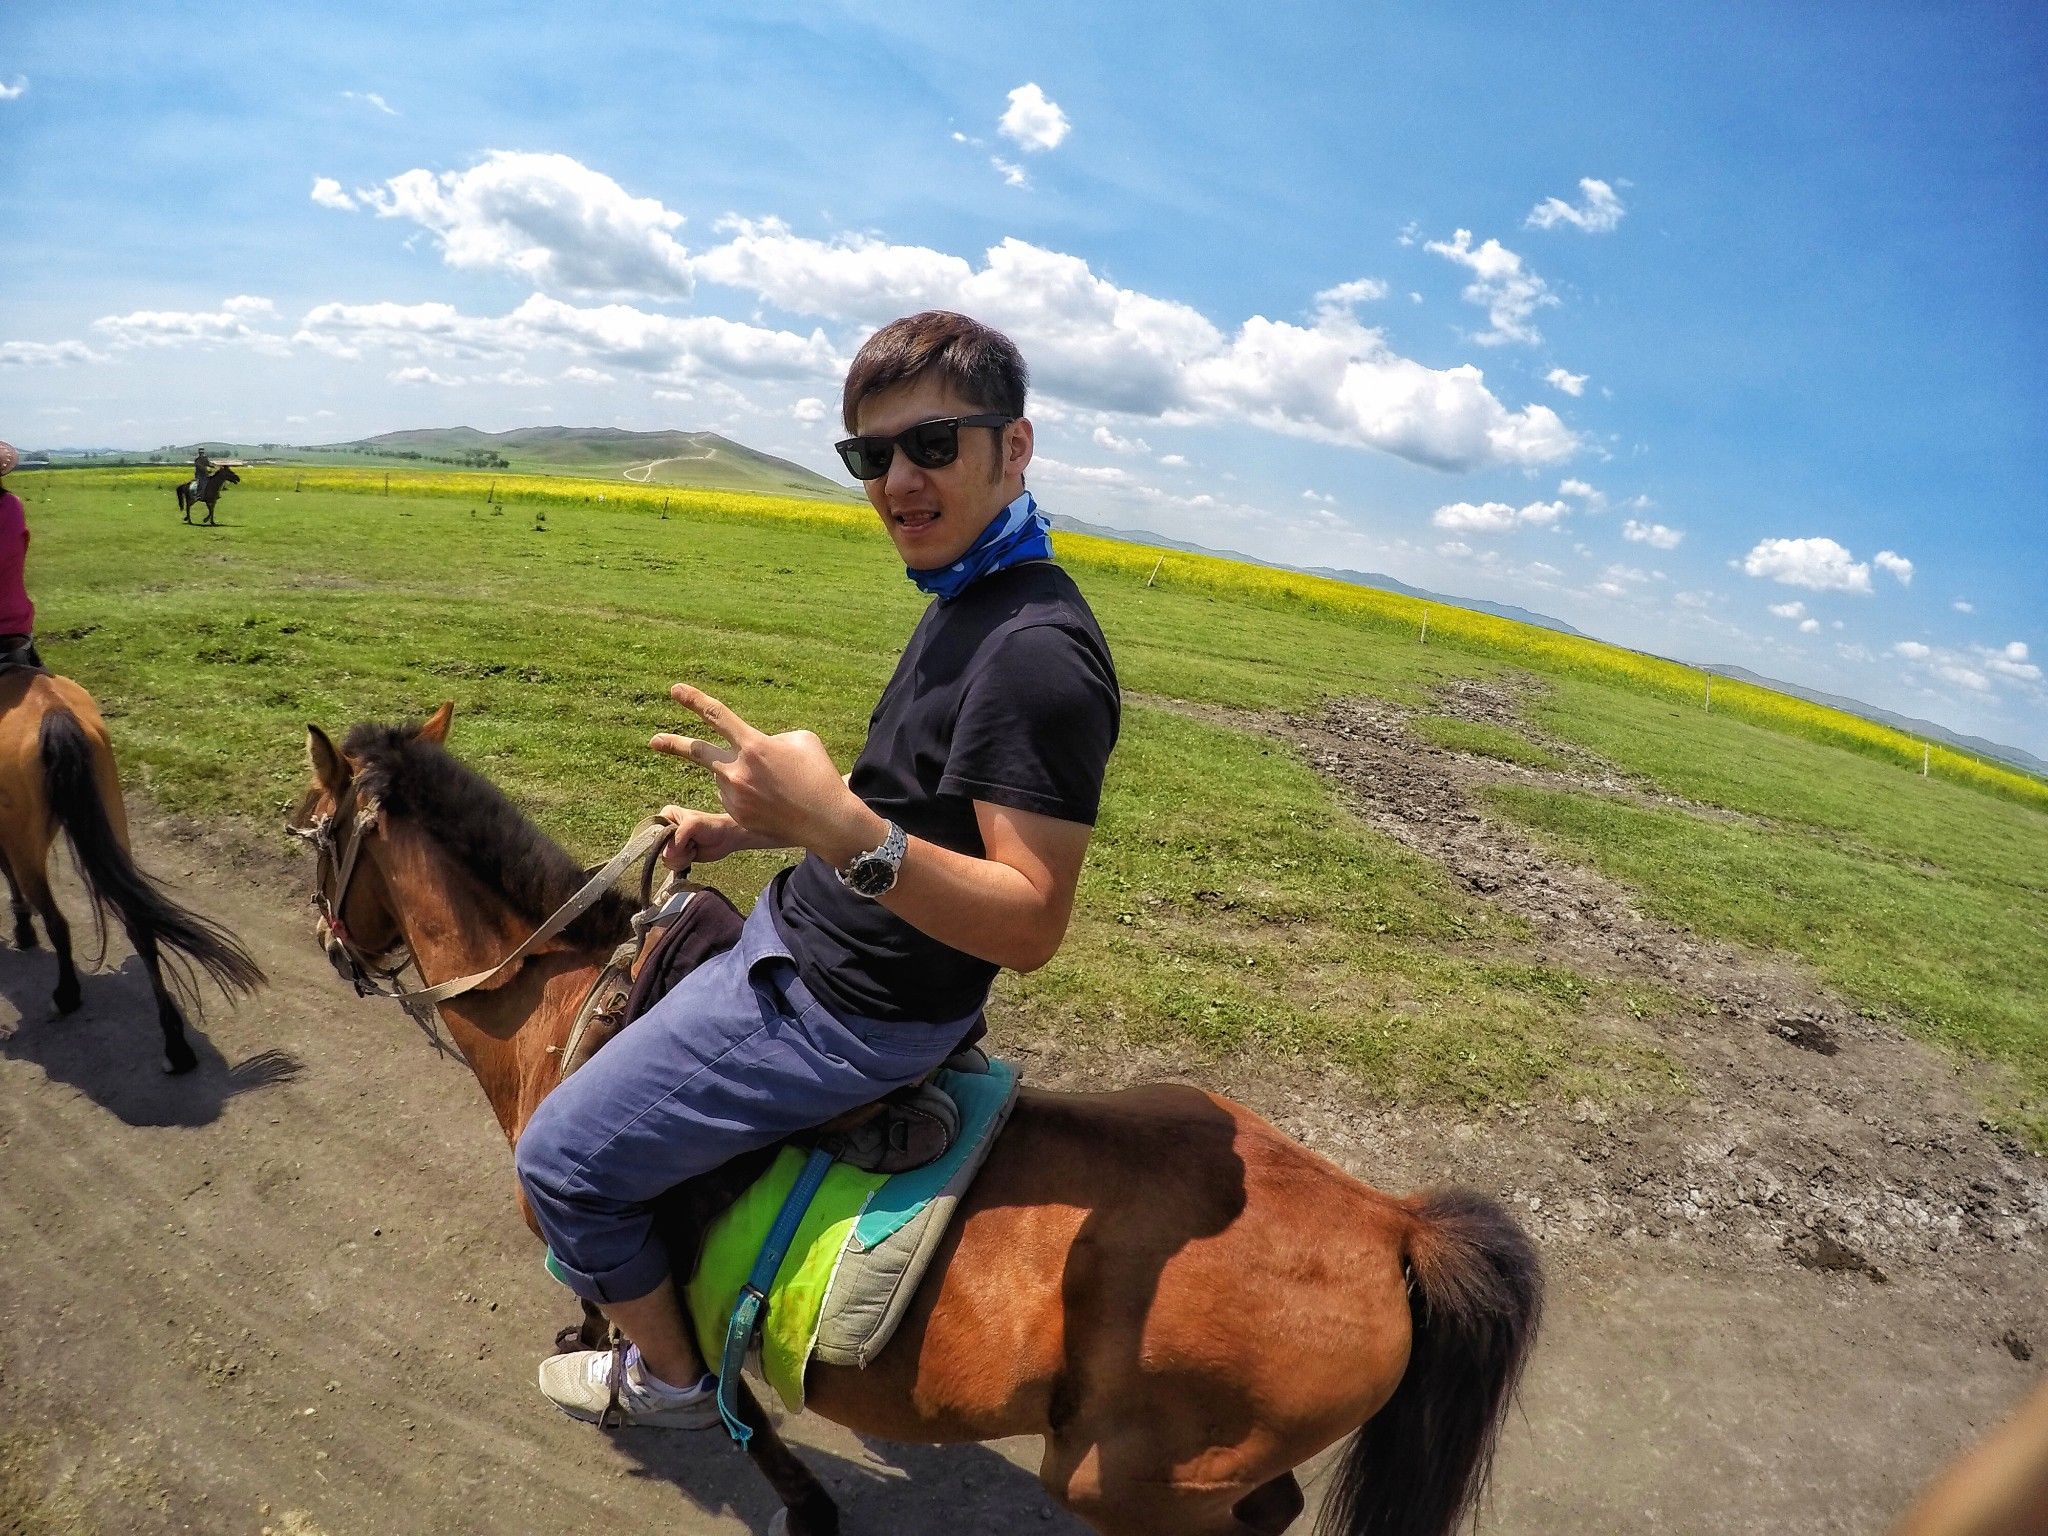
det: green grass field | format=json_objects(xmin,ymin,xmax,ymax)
[{"xmin": 19, "ymin": 467, "xmax": 2048, "ymax": 1142}]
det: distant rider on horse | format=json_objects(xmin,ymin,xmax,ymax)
[
  {"xmin": 515, "ymin": 312, "xmax": 1122, "ymax": 1427},
  {"xmin": 0, "ymin": 442, "xmax": 43, "ymax": 669},
  {"xmin": 190, "ymin": 449, "xmax": 215, "ymax": 496}
]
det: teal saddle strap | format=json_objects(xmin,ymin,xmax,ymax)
[{"xmin": 715, "ymin": 1144, "xmax": 837, "ymax": 1443}]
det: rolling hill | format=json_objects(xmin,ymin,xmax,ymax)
[{"xmin": 102, "ymin": 426, "xmax": 860, "ymax": 501}]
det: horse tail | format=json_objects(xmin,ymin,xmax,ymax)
[
  {"xmin": 1316, "ymin": 1189, "xmax": 1543, "ymax": 1536},
  {"xmin": 38, "ymin": 709, "xmax": 264, "ymax": 1004}
]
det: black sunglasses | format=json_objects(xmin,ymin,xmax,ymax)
[{"xmin": 835, "ymin": 414, "xmax": 1013, "ymax": 481}]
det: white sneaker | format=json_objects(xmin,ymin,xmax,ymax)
[{"xmin": 537, "ymin": 1342, "xmax": 721, "ymax": 1430}]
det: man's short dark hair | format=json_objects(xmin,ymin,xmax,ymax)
[{"xmin": 841, "ymin": 311, "xmax": 1028, "ymax": 431}]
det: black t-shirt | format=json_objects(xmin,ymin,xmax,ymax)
[{"xmin": 772, "ymin": 560, "xmax": 1120, "ymax": 1025}]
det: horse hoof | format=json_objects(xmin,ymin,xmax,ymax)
[
  {"xmin": 163, "ymin": 1051, "xmax": 199, "ymax": 1076},
  {"xmin": 51, "ymin": 993, "xmax": 82, "ymax": 1019}
]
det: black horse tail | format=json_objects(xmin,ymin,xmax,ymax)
[
  {"xmin": 38, "ymin": 710, "xmax": 264, "ymax": 1004},
  {"xmin": 1317, "ymin": 1189, "xmax": 1543, "ymax": 1536}
]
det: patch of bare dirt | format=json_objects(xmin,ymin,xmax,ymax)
[{"xmin": 1131, "ymin": 681, "xmax": 2045, "ymax": 1285}]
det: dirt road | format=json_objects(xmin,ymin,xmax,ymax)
[{"xmin": 1, "ymin": 784, "xmax": 2041, "ymax": 1535}]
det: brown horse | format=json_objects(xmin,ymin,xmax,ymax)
[
  {"xmin": 291, "ymin": 704, "xmax": 1541, "ymax": 1536},
  {"xmin": 0, "ymin": 668, "xmax": 262, "ymax": 1070}
]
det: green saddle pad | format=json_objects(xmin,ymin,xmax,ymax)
[{"xmin": 683, "ymin": 1058, "xmax": 1018, "ymax": 1411}]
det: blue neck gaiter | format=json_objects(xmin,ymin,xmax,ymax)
[{"xmin": 907, "ymin": 490, "xmax": 1053, "ymax": 601}]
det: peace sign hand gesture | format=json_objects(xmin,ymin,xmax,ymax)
[{"xmin": 650, "ymin": 684, "xmax": 877, "ymax": 864}]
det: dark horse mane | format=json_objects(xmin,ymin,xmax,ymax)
[{"xmin": 341, "ymin": 722, "xmax": 637, "ymax": 948}]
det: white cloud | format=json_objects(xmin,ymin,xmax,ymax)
[
  {"xmin": 1437, "ymin": 540, "xmax": 1474, "ymax": 558},
  {"xmin": 1798, "ymin": 618, "xmax": 1821, "ymax": 634},
  {"xmin": 1739, "ymin": 536, "xmax": 1873, "ymax": 593},
  {"xmin": 998, "ymin": 83, "xmax": 1070, "ymax": 152},
  {"xmin": 1557, "ymin": 477, "xmax": 1606, "ymax": 511},
  {"xmin": 1623, "ymin": 518, "xmax": 1684, "ymax": 549},
  {"xmin": 791, "ymin": 396, "xmax": 828, "ymax": 424},
  {"xmin": 1952, "ymin": 599, "xmax": 1974, "ymax": 614},
  {"xmin": 1890, "ymin": 639, "xmax": 2038, "ymax": 698},
  {"xmin": 363, "ymin": 151, "xmax": 694, "ymax": 299},
  {"xmin": 311, "ymin": 176, "xmax": 358, "ymax": 212},
  {"xmin": 1769, "ymin": 601, "xmax": 1808, "ymax": 620},
  {"xmin": 92, "ymin": 297, "xmax": 286, "ymax": 353},
  {"xmin": 1, "ymin": 339, "xmax": 101, "ymax": 367},
  {"xmin": 296, "ymin": 293, "xmax": 838, "ymax": 385},
  {"xmin": 561, "ymin": 365, "xmax": 616, "ymax": 384},
  {"xmin": 1544, "ymin": 367, "xmax": 1587, "ymax": 396},
  {"xmin": 1525, "ymin": 177, "xmax": 1626, "ymax": 234},
  {"xmin": 342, "ymin": 90, "xmax": 398, "ymax": 116},
  {"xmin": 990, "ymin": 156, "xmax": 1030, "ymax": 189},
  {"xmin": 388, "ymin": 366, "xmax": 464, "ymax": 386},
  {"xmin": 333, "ymin": 152, "xmax": 1580, "ymax": 473},
  {"xmin": 1315, "ymin": 278, "xmax": 1389, "ymax": 310},
  {"xmin": 1158, "ymin": 453, "xmax": 1187, "ymax": 467},
  {"xmin": 1431, "ymin": 498, "xmax": 1569, "ymax": 533},
  {"xmin": 1935, "ymin": 661, "xmax": 1991, "ymax": 692},
  {"xmin": 0, "ymin": 77, "xmax": 27, "ymax": 101},
  {"xmin": 1424, "ymin": 229, "xmax": 1556, "ymax": 345},
  {"xmin": 1092, "ymin": 425, "xmax": 1151, "ymax": 454},
  {"xmin": 1981, "ymin": 641, "xmax": 2041, "ymax": 683},
  {"xmin": 690, "ymin": 219, "xmax": 1575, "ymax": 469},
  {"xmin": 1874, "ymin": 549, "xmax": 1914, "ymax": 585},
  {"xmin": 1301, "ymin": 488, "xmax": 1335, "ymax": 504}
]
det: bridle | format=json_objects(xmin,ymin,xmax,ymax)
[
  {"xmin": 292, "ymin": 775, "xmax": 413, "ymax": 1005},
  {"xmin": 291, "ymin": 783, "xmax": 676, "ymax": 1051}
]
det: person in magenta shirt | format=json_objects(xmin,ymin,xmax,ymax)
[{"xmin": 0, "ymin": 442, "xmax": 43, "ymax": 668}]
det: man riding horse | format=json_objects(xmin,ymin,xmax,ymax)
[
  {"xmin": 516, "ymin": 311, "xmax": 1121, "ymax": 1427},
  {"xmin": 178, "ymin": 451, "xmax": 239, "ymax": 525}
]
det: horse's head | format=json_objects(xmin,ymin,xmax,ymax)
[
  {"xmin": 221, "ymin": 467, "xmax": 241, "ymax": 484},
  {"xmin": 287, "ymin": 701, "xmax": 453, "ymax": 994}
]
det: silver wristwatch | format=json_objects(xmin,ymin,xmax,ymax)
[{"xmin": 837, "ymin": 819, "xmax": 907, "ymax": 898}]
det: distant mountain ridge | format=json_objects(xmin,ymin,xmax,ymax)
[
  {"xmin": 317, "ymin": 426, "xmax": 857, "ymax": 499},
  {"xmin": 1048, "ymin": 513, "xmax": 1585, "ymax": 635},
  {"xmin": 1701, "ymin": 665, "xmax": 2048, "ymax": 779}
]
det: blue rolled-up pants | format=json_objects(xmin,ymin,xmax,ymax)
[{"xmin": 514, "ymin": 894, "xmax": 977, "ymax": 1306}]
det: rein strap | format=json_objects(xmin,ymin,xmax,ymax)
[{"xmin": 395, "ymin": 818, "xmax": 673, "ymax": 1010}]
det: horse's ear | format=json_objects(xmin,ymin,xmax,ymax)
[
  {"xmin": 417, "ymin": 701, "xmax": 454, "ymax": 745},
  {"xmin": 306, "ymin": 725, "xmax": 350, "ymax": 796}
]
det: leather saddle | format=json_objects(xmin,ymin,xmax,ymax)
[{"xmin": 0, "ymin": 638, "xmax": 45, "ymax": 674}]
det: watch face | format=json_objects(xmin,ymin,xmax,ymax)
[{"xmin": 847, "ymin": 856, "xmax": 893, "ymax": 896}]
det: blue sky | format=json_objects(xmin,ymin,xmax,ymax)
[{"xmin": 4, "ymin": 1, "xmax": 2044, "ymax": 753}]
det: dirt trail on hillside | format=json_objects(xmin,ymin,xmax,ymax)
[{"xmin": 2, "ymin": 749, "xmax": 2042, "ymax": 1534}]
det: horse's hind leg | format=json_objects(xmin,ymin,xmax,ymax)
[
  {"xmin": 19, "ymin": 867, "xmax": 80, "ymax": 1017},
  {"xmin": 0, "ymin": 850, "xmax": 35, "ymax": 949},
  {"xmin": 129, "ymin": 923, "xmax": 198, "ymax": 1074}
]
